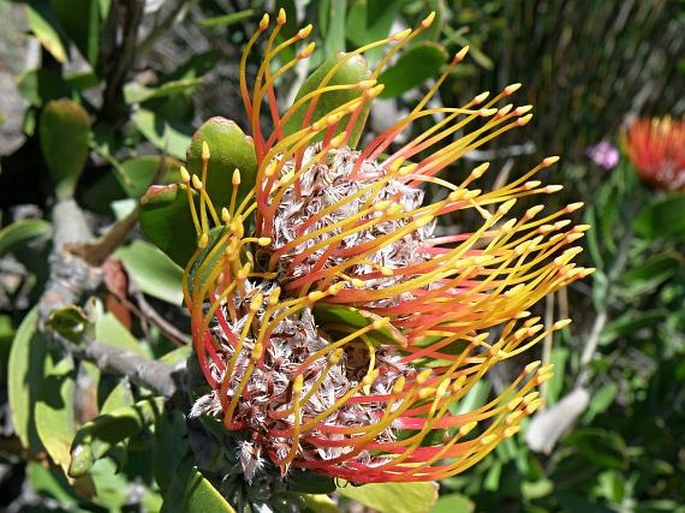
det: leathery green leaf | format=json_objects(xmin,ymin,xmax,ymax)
[
  {"xmin": 40, "ymin": 99, "xmax": 91, "ymax": 200},
  {"xmin": 338, "ymin": 482, "xmax": 439, "ymax": 513},
  {"xmin": 115, "ymin": 240, "xmax": 184, "ymax": 305},
  {"xmin": 0, "ymin": 219, "xmax": 51, "ymax": 257},
  {"xmin": 35, "ymin": 352, "xmax": 77, "ymax": 474},
  {"xmin": 7, "ymin": 307, "xmax": 47, "ymax": 453},
  {"xmin": 69, "ymin": 396, "xmax": 165, "ymax": 478},
  {"xmin": 139, "ymin": 183, "xmax": 199, "ymax": 267},
  {"xmin": 186, "ymin": 117, "xmax": 258, "ymax": 211},
  {"xmin": 378, "ymin": 42, "xmax": 448, "ymax": 98},
  {"xmin": 284, "ymin": 53, "xmax": 372, "ymax": 148}
]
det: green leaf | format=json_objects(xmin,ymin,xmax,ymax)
[
  {"xmin": 139, "ymin": 183, "xmax": 199, "ymax": 267},
  {"xmin": 50, "ymin": 0, "xmax": 101, "ymax": 65},
  {"xmin": 303, "ymin": 494, "xmax": 342, "ymax": 513},
  {"xmin": 69, "ymin": 396, "xmax": 165, "ymax": 477},
  {"xmin": 284, "ymin": 54, "xmax": 372, "ymax": 147},
  {"xmin": 35, "ymin": 352, "xmax": 77, "ymax": 474},
  {"xmin": 338, "ymin": 482, "xmax": 438, "ymax": 513},
  {"xmin": 313, "ymin": 303, "xmax": 407, "ymax": 347},
  {"xmin": 25, "ymin": 0, "xmax": 69, "ymax": 63},
  {"xmin": 320, "ymin": 0, "xmax": 347, "ymax": 56},
  {"xmin": 132, "ymin": 108, "xmax": 193, "ymax": 160},
  {"xmin": 186, "ymin": 117, "xmax": 258, "ymax": 211},
  {"xmin": 162, "ymin": 459, "xmax": 236, "ymax": 513},
  {"xmin": 46, "ymin": 305, "xmax": 90, "ymax": 343},
  {"xmin": 40, "ymin": 99, "xmax": 91, "ymax": 200},
  {"xmin": 378, "ymin": 42, "xmax": 448, "ymax": 98},
  {"xmin": 634, "ymin": 194, "xmax": 685, "ymax": 240},
  {"xmin": 429, "ymin": 493, "xmax": 474, "ymax": 513},
  {"xmin": 600, "ymin": 310, "xmax": 668, "ymax": 345},
  {"xmin": 346, "ymin": 0, "xmax": 403, "ymax": 62},
  {"xmin": 565, "ymin": 428, "xmax": 627, "ymax": 470},
  {"xmin": 17, "ymin": 68, "xmax": 72, "ymax": 107},
  {"xmin": 619, "ymin": 253, "xmax": 679, "ymax": 295},
  {"xmin": 198, "ymin": 9, "xmax": 255, "ymax": 27},
  {"xmin": 27, "ymin": 462, "xmax": 80, "ymax": 506},
  {"xmin": 287, "ymin": 469, "xmax": 336, "ymax": 494},
  {"xmin": 0, "ymin": 219, "xmax": 51, "ymax": 257},
  {"xmin": 115, "ymin": 240, "xmax": 184, "ymax": 305},
  {"xmin": 154, "ymin": 410, "xmax": 189, "ymax": 495},
  {"xmin": 7, "ymin": 307, "xmax": 48, "ymax": 453},
  {"xmin": 124, "ymin": 78, "xmax": 205, "ymax": 105},
  {"xmin": 0, "ymin": 315, "xmax": 15, "ymax": 380},
  {"xmin": 95, "ymin": 309, "xmax": 150, "ymax": 357}
]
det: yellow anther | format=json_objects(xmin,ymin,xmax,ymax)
[
  {"xmin": 525, "ymin": 361, "xmax": 542, "ymax": 374},
  {"xmin": 504, "ymin": 83, "xmax": 522, "ymax": 95},
  {"xmin": 202, "ymin": 141, "xmax": 210, "ymax": 161},
  {"xmin": 478, "ymin": 107, "xmax": 498, "ymax": 117},
  {"xmin": 191, "ymin": 174, "xmax": 203, "ymax": 190},
  {"xmin": 514, "ymin": 105, "xmax": 533, "ymax": 115},
  {"xmin": 471, "ymin": 162, "xmax": 490, "ymax": 179},
  {"xmin": 451, "ymin": 375, "xmax": 466, "ymax": 392},
  {"xmin": 504, "ymin": 426, "xmax": 522, "ymax": 438},
  {"xmin": 268, "ymin": 287, "xmax": 281, "ymax": 305},
  {"xmin": 362, "ymin": 369, "xmax": 379, "ymax": 386},
  {"xmin": 197, "ymin": 232, "xmax": 209, "ymax": 249},
  {"xmin": 277, "ymin": 8, "xmax": 286, "ymax": 24},
  {"xmin": 525, "ymin": 205, "xmax": 545, "ymax": 218},
  {"xmin": 232, "ymin": 168, "xmax": 241, "ymax": 186},
  {"xmin": 456, "ymin": 45, "xmax": 470, "ymax": 61},
  {"xmin": 180, "ymin": 166, "xmax": 191, "ymax": 183},
  {"xmin": 371, "ymin": 317, "xmax": 389, "ymax": 330},
  {"xmin": 328, "ymin": 282, "xmax": 345, "ymax": 295},
  {"xmin": 257, "ymin": 237, "xmax": 271, "ymax": 246},
  {"xmin": 351, "ymin": 278, "xmax": 365, "ymax": 288},
  {"xmin": 380, "ymin": 266, "xmax": 394, "ymax": 277},
  {"xmin": 299, "ymin": 42, "xmax": 316, "ymax": 59},
  {"xmin": 554, "ymin": 319, "xmax": 572, "ymax": 330},
  {"xmin": 392, "ymin": 376, "xmax": 406, "ymax": 394},
  {"xmin": 542, "ymin": 155, "xmax": 560, "ymax": 167},
  {"xmin": 480, "ymin": 434, "xmax": 499, "ymax": 446},
  {"xmin": 307, "ymin": 291, "xmax": 325, "ymax": 302},
  {"xmin": 414, "ymin": 214, "xmax": 434, "ymax": 228},
  {"xmin": 252, "ymin": 342, "xmax": 264, "ymax": 360},
  {"xmin": 249, "ymin": 293, "xmax": 264, "ymax": 312},
  {"xmin": 221, "ymin": 207, "xmax": 231, "ymax": 224},
  {"xmin": 297, "ymin": 25, "xmax": 313, "ymax": 38},
  {"xmin": 329, "ymin": 348, "xmax": 344, "ymax": 365},
  {"xmin": 526, "ymin": 398, "xmax": 544, "ymax": 413},
  {"xmin": 373, "ymin": 200, "xmax": 393, "ymax": 212},
  {"xmin": 507, "ymin": 397, "xmax": 523, "ymax": 411},
  {"xmin": 416, "ymin": 369, "xmax": 432, "ymax": 385},
  {"xmin": 496, "ymin": 104, "xmax": 513, "ymax": 116},
  {"xmin": 258, "ymin": 13, "xmax": 269, "ymax": 30},
  {"xmin": 459, "ymin": 421, "xmax": 477, "ymax": 437},
  {"xmin": 391, "ymin": 28, "xmax": 412, "ymax": 41},
  {"xmin": 506, "ymin": 411, "xmax": 523, "ymax": 425},
  {"xmin": 421, "ymin": 11, "xmax": 436, "ymax": 27},
  {"xmin": 418, "ymin": 387, "xmax": 436, "ymax": 400},
  {"xmin": 473, "ymin": 91, "xmax": 490, "ymax": 104},
  {"xmin": 523, "ymin": 392, "xmax": 539, "ymax": 405},
  {"xmin": 565, "ymin": 201, "xmax": 584, "ymax": 212},
  {"xmin": 436, "ymin": 379, "xmax": 450, "ymax": 398},
  {"xmin": 517, "ymin": 113, "xmax": 533, "ymax": 125},
  {"xmin": 544, "ymin": 184, "xmax": 563, "ymax": 193},
  {"xmin": 293, "ymin": 375, "xmax": 304, "ymax": 394}
]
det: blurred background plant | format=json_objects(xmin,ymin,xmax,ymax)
[{"xmin": 0, "ymin": 1, "xmax": 683, "ymax": 512}]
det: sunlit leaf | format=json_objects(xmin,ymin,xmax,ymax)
[{"xmin": 40, "ymin": 99, "xmax": 91, "ymax": 200}]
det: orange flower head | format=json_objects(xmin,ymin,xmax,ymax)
[
  {"xmin": 625, "ymin": 117, "xmax": 685, "ymax": 191},
  {"xmin": 182, "ymin": 10, "xmax": 592, "ymax": 484}
]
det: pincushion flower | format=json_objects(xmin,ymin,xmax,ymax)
[
  {"xmin": 181, "ymin": 11, "xmax": 592, "ymax": 484},
  {"xmin": 625, "ymin": 117, "xmax": 685, "ymax": 191}
]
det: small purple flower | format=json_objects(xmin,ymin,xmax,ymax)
[{"xmin": 586, "ymin": 141, "xmax": 619, "ymax": 170}]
